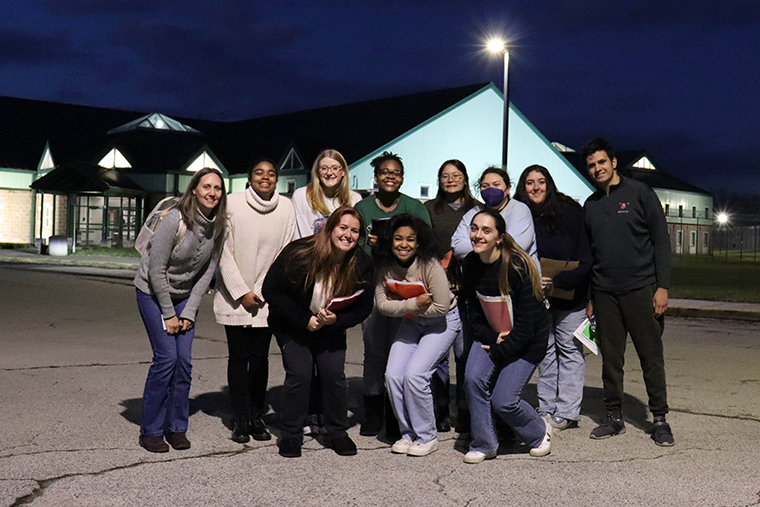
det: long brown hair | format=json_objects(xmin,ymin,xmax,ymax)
[
  {"xmin": 305, "ymin": 149, "xmax": 354, "ymax": 216},
  {"xmin": 473, "ymin": 209, "xmax": 543, "ymax": 301},
  {"xmin": 177, "ymin": 167, "xmax": 227, "ymax": 246},
  {"xmin": 430, "ymin": 159, "xmax": 477, "ymax": 214},
  {"xmin": 286, "ymin": 206, "xmax": 366, "ymax": 297}
]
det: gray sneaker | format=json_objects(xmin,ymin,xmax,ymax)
[{"xmin": 589, "ymin": 415, "xmax": 626, "ymax": 439}]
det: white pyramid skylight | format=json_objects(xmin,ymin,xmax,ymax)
[
  {"xmin": 186, "ymin": 151, "xmax": 220, "ymax": 172},
  {"xmin": 107, "ymin": 113, "xmax": 200, "ymax": 135},
  {"xmin": 633, "ymin": 156, "xmax": 655, "ymax": 170},
  {"xmin": 98, "ymin": 148, "xmax": 132, "ymax": 168}
]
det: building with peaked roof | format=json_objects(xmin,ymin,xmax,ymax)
[
  {"xmin": 559, "ymin": 146, "xmax": 714, "ymax": 255},
  {"xmin": 11, "ymin": 82, "xmax": 710, "ymax": 254}
]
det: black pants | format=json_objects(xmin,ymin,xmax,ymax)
[
  {"xmin": 593, "ymin": 284, "xmax": 668, "ymax": 417},
  {"xmin": 225, "ymin": 326, "xmax": 272, "ymax": 417},
  {"xmin": 276, "ymin": 330, "xmax": 349, "ymax": 439}
]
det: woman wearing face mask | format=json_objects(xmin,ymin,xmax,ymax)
[
  {"xmin": 134, "ymin": 167, "xmax": 227, "ymax": 453},
  {"xmin": 262, "ymin": 206, "xmax": 374, "ymax": 458},
  {"xmin": 291, "ymin": 149, "xmax": 362, "ymax": 435},
  {"xmin": 514, "ymin": 165, "xmax": 592, "ymax": 430},
  {"xmin": 450, "ymin": 167, "xmax": 538, "ymax": 269},
  {"xmin": 375, "ymin": 214, "xmax": 460, "ymax": 457},
  {"xmin": 459, "ymin": 209, "xmax": 551, "ymax": 463},
  {"xmin": 423, "ymin": 159, "xmax": 480, "ymax": 433}
]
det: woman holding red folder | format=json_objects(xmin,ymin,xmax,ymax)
[
  {"xmin": 375, "ymin": 214, "xmax": 461, "ymax": 457},
  {"xmin": 262, "ymin": 206, "xmax": 374, "ymax": 458},
  {"xmin": 459, "ymin": 209, "xmax": 551, "ymax": 463}
]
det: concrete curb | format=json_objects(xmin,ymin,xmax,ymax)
[
  {"xmin": 666, "ymin": 306, "xmax": 760, "ymax": 322},
  {"xmin": 0, "ymin": 256, "xmax": 138, "ymax": 271}
]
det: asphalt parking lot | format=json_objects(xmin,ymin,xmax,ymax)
[{"xmin": 1, "ymin": 264, "xmax": 759, "ymax": 506}]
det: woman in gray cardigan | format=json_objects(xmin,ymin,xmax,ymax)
[{"xmin": 133, "ymin": 167, "xmax": 227, "ymax": 453}]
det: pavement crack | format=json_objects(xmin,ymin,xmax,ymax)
[
  {"xmin": 0, "ymin": 356, "xmax": 229, "ymax": 372},
  {"xmin": 8, "ymin": 445, "xmax": 266, "ymax": 506},
  {"xmin": 670, "ymin": 407, "xmax": 760, "ymax": 422}
]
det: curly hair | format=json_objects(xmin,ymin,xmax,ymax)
[
  {"xmin": 373, "ymin": 213, "xmax": 441, "ymax": 270},
  {"xmin": 370, "ymin": 151, "xmax": 404, "ymax": 177}
]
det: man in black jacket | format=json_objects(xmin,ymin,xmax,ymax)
[{"xmin": 582, "ymin": 137, "xmax": 674, "ymax": 447}]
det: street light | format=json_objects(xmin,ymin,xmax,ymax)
[
  {"xmin": 716, "ymin": 212, "xmax": 729, "ymax": 225},
  {"xmin": 487, "ymin": 38, "xmax": 510, "ymax": 169}
]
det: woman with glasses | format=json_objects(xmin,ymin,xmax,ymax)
[
  {"xmin": 423, "ymin": 159, "xmax": 480, "ymax": 433},
  {"xmin": 292, "ymin": 149, "xmax": 362, "ymax": 239}
]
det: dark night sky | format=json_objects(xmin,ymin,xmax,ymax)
[{"xmin": 1, "ymin": 0, "xmax": 758, "ymax": 193}]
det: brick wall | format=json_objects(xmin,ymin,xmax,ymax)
[{"xmin": 0, "ymin": 189, "xmax": 33, "ymax": 244}]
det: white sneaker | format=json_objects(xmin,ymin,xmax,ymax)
[
  {"xmin": 463, "ymin": 450, "xmax": 497, "ymax": 464},
  {"xmin": 391, "ymin": 438, "xmax": 413, "ymax": 454},
  {"xmin": 530, "ymin": 419, "xmax": 552, "ymax": 457},
  {"xmin": 406, "ymin": 438, "xmax": 439, "ymax": 457}
]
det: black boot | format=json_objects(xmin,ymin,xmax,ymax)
[
  {"xmin": 455, "ymin": 407, "xmax": 471, "ymax": 434},
  {"xmin": 231, "ymin": 413, "xmax": 250, "ymax": 444},
  {"xmin": 384, "ymin": 393, "xmax": 401, "ymax": 441},
  {"xmin": 436, "ymin": 404, "xmax": 451, "ymax": 433},
  {"xmin": 249, "ymin": 411, "xmax": 272, "ymax": 441},
  {"xmin": 360, "ymin": 395, "xmax": 384, "ymax": 436}
]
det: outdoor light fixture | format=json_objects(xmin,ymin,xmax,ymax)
[
  {"xmin": 717, "ymin": 212, "xmax": 729, "ymax": 225},
  {"xmin": 487, "ymin": 38, "xmax": 510, "ymax": 169}
]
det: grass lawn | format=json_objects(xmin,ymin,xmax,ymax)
[
  {"xmin": 71, "ymin": 246, "xmax": 140, "ymax": 258},
  {"xmin": 671, "ymin": 255, "xmax": 760, "ymax": 303}
]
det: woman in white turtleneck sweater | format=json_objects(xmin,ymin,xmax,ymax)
[{"xmin": 213, "ymin": 159, "xmax": 295, "ymax": 444}]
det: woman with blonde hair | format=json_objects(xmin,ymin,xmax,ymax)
[
  {"xmin": 292, "ymin": 149, "xmax": 362, "ymax": 238},
  {"xmin": 459, "ymin": 209, "xmax": 551, "ymax": 463}
]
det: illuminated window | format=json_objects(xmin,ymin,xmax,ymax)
[
  {"xmin": 633, "ymin": 157, "xmax": 655, "ymax": 170},
  {"xmin": 39, "ymin": 145, "xmax": 55, "ymax": 170},
  {"xmin": 186, "ymin": 151, "xmax": 220, "ymax": 172},
  {"xmin": 98, "ymin": 148, "xmax": 131, "ymax": 168}
]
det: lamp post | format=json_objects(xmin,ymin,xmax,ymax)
[{"xmin": 488, "ymin": 39, "xmax": 510, "ymax": 169}]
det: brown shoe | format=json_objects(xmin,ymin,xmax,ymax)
[
  {"xmin": 139, "ymin": 435, "xmax": 169, "ymax": 453},
  {"xmin": 166, "ymin": 432, "xmax": 191, "ymax": 450}
]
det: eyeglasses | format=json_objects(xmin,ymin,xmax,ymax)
[
  {"xmin": 319, "ymin": 165, "xmax": 343, "ymax": 174},
  {"xmin": 379, "ymin": 169, "xmax": 403, "ymax": 178},
  {"xmin": 440, "ymin": 173, "xmax": 464, "ymax": 181}
]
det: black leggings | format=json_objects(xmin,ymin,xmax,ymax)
[{"xmin": 225, "ymin": 326, "xmax": 272, "ymax": 417}]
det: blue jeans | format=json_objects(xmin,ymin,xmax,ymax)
[
  {"xmin": 464, "ymin": 343, "xmax": 545, "ymax": 453},
  {"xmin": 136, "ymin": 289, "xmax": 195, "ymax": 437},
  {"xmin": 385, "ymin": 307, "xmax": 461, "ymax": 443},
  {"xmin": 537, "ymin": 305, "xmax": 587, "ymax": 420}
]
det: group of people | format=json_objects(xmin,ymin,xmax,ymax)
[{"xmin": 133, "ymin": 136, "xmax": 674, "ymax": 462}]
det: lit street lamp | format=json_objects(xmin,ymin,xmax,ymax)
[{"xmin": 488, "ymin": 39, "xmax": 510, "ymax": 169}]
